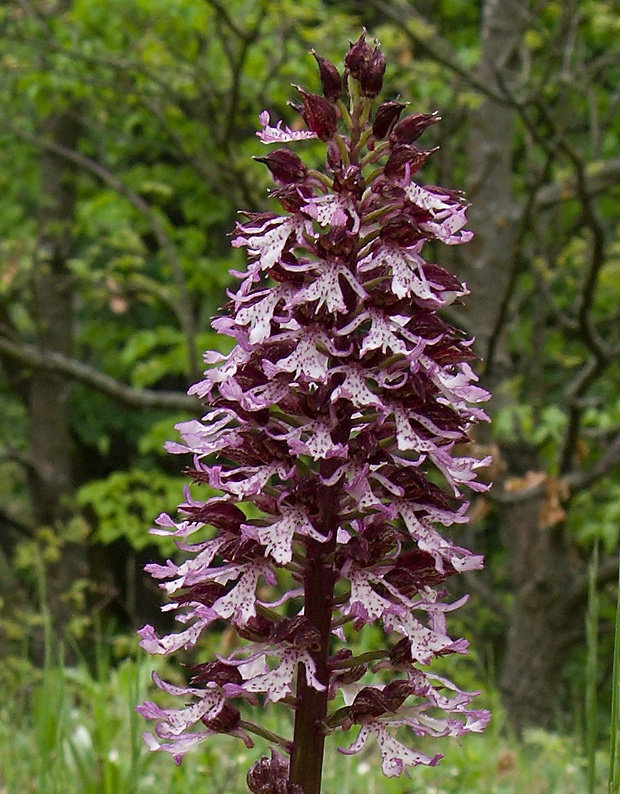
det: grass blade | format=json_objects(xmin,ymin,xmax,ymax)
[
  {"xmin": 608, "ymin": 554, "xmax": 620, "ymax": 794},
  {"xmin": 585, "ymin": 541, "xmax": 599, "ymax": 793}
]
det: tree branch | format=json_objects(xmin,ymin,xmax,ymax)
[
  {"xmin": 0, "ymin": 120, "xmax": 200, "ymax": 380},
  {"xmin": 368, "ymin": 0, "xmax": 517, "ymax": 104},
  {"xmin": 567, "ymin": 557, "xmax": 620, "ymax": 615},
  {"xmin": 463, "ymin": 571, "xmax": 509, "ymax": 621},
  {"xmin": 567, "ymin": 432, "xmax": 620, "ymax": 496},
  {"xmin": 490, "ymin": 481, "xmax": 547, "ymax": 505},
  {"xmin": 484, "ymin": 151, "xmax": 555, "ymax": 375},
  {"xmin": 0, "ymin": 336, "xmax": 201, "ymax": 413},
  {"xmin": 0, "ymin": 447, "xmax": 35, "ymax": 472},
  {"xmin": 534, "ymin": 157, "xmax": 620, "ymax": 210},
  {"xmin": 488, "ymin": 71, "xmax": 613, "ymax": 473}
]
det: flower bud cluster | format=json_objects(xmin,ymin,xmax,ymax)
[{"xmin": 138, "ymin": 32, "xmax": 490, "ymax": 783}]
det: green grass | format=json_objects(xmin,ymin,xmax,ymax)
[
  {"xmin": 0, "ymin": 636, "xmax": 608, "ymax": 794},
  {"xmin": 608, "ymin": 553, "xmax": 620, "ymax": 794},
  {"xmin": 585, "ymin": 542, "xmax": 600, "ymax": 793}
]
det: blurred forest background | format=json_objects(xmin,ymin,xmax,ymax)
[{"xmin": 0, "ymin": 0, "xmax": 619, "ymax": 760}]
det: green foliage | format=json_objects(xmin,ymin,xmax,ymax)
[
  {"xmin": 494, "ymin": 401, "xmax": 568, "ymax": 462},
  {"xmin": 0, "ymin": 635, "xmax": 606, "ymax": 793},
  {"xmin": 569, "ymin": 483, "xmax": 620, "ymax": 555},
  {"xmin": 77, "ymin": 469, "xmax": 190, "ymax": 552}
]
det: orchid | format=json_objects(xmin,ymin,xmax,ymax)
[{"xmin": 138, "ymin": 32, "xmax": 491, "ymax": 794}]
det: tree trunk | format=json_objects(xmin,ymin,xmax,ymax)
[
  {"xmin": 29, "ymin": 109, "xmax": 87, "ymax": 646},
  {"xmin": 461, "ymin": 0, "xmax": 588, "ymax": 734},
  {"xmin": 496, "ymin": 474, "xmax": 585, "ymax": 733},
  {"xmin": 464, "ymin": 0, "xmax": 524, "ymax": 376}
]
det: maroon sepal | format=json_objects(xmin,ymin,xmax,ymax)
[
  {"xmin": 360, "ymin": 47, "xmax": 386, "ymax": 98},
  {"xmin": 372, "ymin": 100, "xmax": 406, "ymax": 139},
  {"xmin": 311, "ymin": 49, "xmax": 342, "ymax": 102},
  {"xmin": 295, "ymin": 86, "xmax": 339, "ymax": 141},
  {"xmin": 344, "ymin": 31, "xmax": 373, "ymax": 80},
  {"xmin": 390, "ymin": 111, "xmax": 441, "ymax": 145},
  {"xmin": 255, "ymin": 149, "xmax": 308, "ymax": 184}
]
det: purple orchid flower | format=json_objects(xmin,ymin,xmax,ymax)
[{"xmin": 138, "ymin": 33, "xmax": 491, "ymax": 794}]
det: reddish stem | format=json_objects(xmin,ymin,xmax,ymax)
[{"xmin": 289, "ymin": 493, "xmax": 337, "ymax": 793}]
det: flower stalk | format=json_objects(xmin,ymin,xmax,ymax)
[{"xmin": 137, "ymin": 31, "xmax": 491, "ymax": 794}]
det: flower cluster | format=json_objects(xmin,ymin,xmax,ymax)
[{"xmin": 137, "ymin": 33, "xmax": 491, "ymax": 792}]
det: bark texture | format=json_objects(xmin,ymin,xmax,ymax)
[
  {"xmin": 496, "ymin": 467, "xmax": 585, "ymax": 734},
  {"xmin": 462, "ymin": 0, "xmax": 588, "ymax": 734},
  {"xmin": 463, "ymin": 0, "xmax": 525, "ymax": 376},
  {"xmin": 29, "ymin": 109, "xmax": 87, "ymax": 642}
]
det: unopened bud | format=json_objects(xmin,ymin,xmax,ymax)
[
  {"xmin": 271, "ymin": 184, "xmax": 313, "ymax": 212},
  {"xmin": 255, "ymin": 149, "xmax": 308, "ymax": 184},
  {"xmin": 382, "ymin": 680, "xmax": 413, "ymax": 711},
  {"xmin": 270, "ymin": 616, "xmax": 321, "ymax": 649},
  {"xmin": 331, "ymin": 664, "xmax": 366, "ymax": 686},
  {"xmin": 372, "ymin": 100, "xmax": 406, "ymax": 139},
  {"xmin": 333, "ymin": 164, "xmax": 365, "ymax": 198},
  {"xmin": 390, "ymin": 111, "xmax": 441, "ymax": 145},
  {"xmin": 326, "ymin": 140, "xmax": 343, "ymax": 171},
  {"xmin": 360, "ymin": 47, "xmax": 386, "ymax": 98},
  {"xmin": 390, "ymin": 637, "xmax": 413, "ymax": 667},
  {"xmin": 311, "ymin": 49, "xmax": 342, "ymax": 102},
  {"xmin": 349, "ymin": 687, "xmax": 391, "ymax": 722},
  {"xmin": 202, "ymin": 702, "xmax": 241, "ymax": 733},
  {"xmin": 295, "ymin": 86, "xmax": 339, "ymax": 141},
  {"xmin": 287, "ymin": 100, "xmax": 308, "ymax": 125},
  {"xmin": 316, "ymin": 226, "xmax": 356, "ymax": 259},
  {"xmin": 384, "ymin": 144, "xmax": 437, "ymax": 178},
  {"xmin": 187, "ymin": 660, "xmax": 242, "ymax": 687},
  {"xmin": 237, "ymin": 613, "xmax": 274, "ymax": 641},
  {"xmin": 247, "ymin": 750, "xmax": 301, "ymax": 794},
  {"xmin": 344, "ymin": 31, "xmax": 372, "ymax": 80},
  {"xmin": 380, "ymin": 217, "xmax": 424, "ymax": 247}
]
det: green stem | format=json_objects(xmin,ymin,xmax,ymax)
[
  {"xmin": 334, "ymin": 133, "xmax": 350, "ymax": 166},
  {"xmin": 360, "ymin": 140, "xmax": 389, "ymax": 167},
  {"xmin": 308, "ymin": 169, "xmax": 332, "ymax": 190},
  {"xmin": 239, "ymin": 720, "xmax": 292, "ymax": 752},
  {"xmin": 361, "ymin": 204, "xmax": 394, "ymax": 225},
  {"xmin": 331, "ymin": 649, "xmax": 390, "ymax": 669},
  {"xmin": 338, "ymin": 99, "xmax": 352, "ymax": 130},
  {"xmin": 358, "ymin": 228, "xmax": 380, "ymax": 248},
  {"xmin": 256, "ymin": 603, "xmax": 285, "ymax": 623}
]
